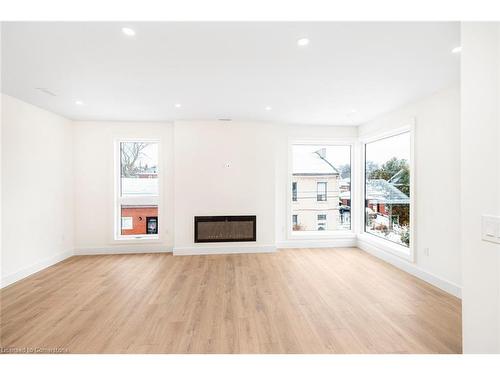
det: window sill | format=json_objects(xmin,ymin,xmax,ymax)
[
  {"xmin": 289, "ymin": 230, "xmax": 355, "ymax": 241},
  {"xmin": 357, "ymin": 233, "xmax": 412, "ymax": 261},
  {"xmin": 113, "ymin": 235, "xmax": 161, "ymax": 245}
]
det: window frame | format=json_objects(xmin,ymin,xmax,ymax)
[
  {"xmin": 358, "ymin": 122, "xmax": 415, "ymax": 261},
  {"xmin": 317, "ymin": 214, "xmax": 327, "ymax": 221},
  {"xmin": 316, "ymin": 181, "xmax": 328, "ymax": 201},
  {"xmin": 114, "ymin": 138, "xmax": 162, "ymax": 242},
  {"xmin": 292, "ymin": 181, "xmax": 298, "ymax": 202},
  {"xmin": 287, "ymin": 138, "xmax": 356, "ymax": 240}
]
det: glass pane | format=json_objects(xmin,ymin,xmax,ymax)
[
  {"xmin": 120, "ymin": 142, "xmax": 159, "ymax": 196},
  {"xmin": 365, "ymin": 132, "xmax": 410, "ymax": 247},
  {"xmin": 292, "ymin": 144, "xmax": 351, "ymax": 232},
  {"xmin": 120, "ymin": 205, "xmax": 158, "ymax": 235},
  {"xmin": 317, "ymin": 182, "xmax": 327, "ymax": 201}
]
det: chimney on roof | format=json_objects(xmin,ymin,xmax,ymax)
[{"xmin": 315, "ymin": 148, "xmax": 327, "ymax": 159}]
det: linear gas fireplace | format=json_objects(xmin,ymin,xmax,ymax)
[{"xmin": 194, "ymin": 215, "xmax": 256, "ymax": 243}]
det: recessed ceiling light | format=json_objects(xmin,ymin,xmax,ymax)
[
  {"xmin": 122, "ymin": 27, "xmax": 136, "ymax": 37},
  {"xmin": 265, "ymin": 106, "xmax": 272, "ymax": 111},
  {"xmin": 452, "ymin": 46, "xmax": 462, "ymax": 54},
  {"xmin": 75, "ymin": 100, "xmax": 84, "ymax": 106},
  {"xmin": 175, "ymin": 103, "xmax": 182, "ymax": 108},
  {"xmin": 297, "ymin": 38, "xmax": 310, "ymax": 47}
]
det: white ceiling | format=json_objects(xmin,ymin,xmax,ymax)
[{"xmin": 1, "ymin": 22, "xmax": 460, "ymax": 125}]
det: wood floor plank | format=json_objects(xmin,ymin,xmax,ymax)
[{"xmin": 0, "ymin": 248, "xmax": 462, "ymax": 354}]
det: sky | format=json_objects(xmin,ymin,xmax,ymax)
[
  {"xmin": 293, "ymin": 144, "xmax": 351, "ymax": 170},
  {"xmin": 365, "ymin": 132, "xmax": 410, "ymax": 166},
  {"xmin": 123, "ymin": 142, "xmax": 158, "ymax": 168}
]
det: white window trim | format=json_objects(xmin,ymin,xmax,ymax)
[
  {"xmin": 358, "ymin": 119, "xmax": 416, "ymax": 262},
  {"xmin": 287, "ymin": 138, "xmax": 356, "ymax": 240},
  {"xmin": 113, "ymin": 138, "xmax": 162, "ymax": 242}
]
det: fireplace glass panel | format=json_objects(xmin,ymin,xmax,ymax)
[{"xmin": 194, "ymin": 216, "xmax": 256, "ymax": 243}]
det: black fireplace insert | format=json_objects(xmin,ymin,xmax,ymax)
[{"xmin": 194, "ymin": 215, "xmax": 256, "ymax": 243}]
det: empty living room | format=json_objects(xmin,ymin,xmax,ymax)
[{"xmin": 1, "ymin": 1, "xmax": 500, "ymax": 372}]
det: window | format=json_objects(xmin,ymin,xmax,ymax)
[
  {"xmin": 292, "ymin": 182, "xmax": 298, "ymax": 201},
  {"xmin": 116, "ymin": 141, "xmax": 159, "ymax": 239},
  {"xmin": 364, "ymin": 132, "xmax": 411, "ymax": 247},
  {"xmin": 291, "ymin": 144, "xmax": 351, "ymax": 233},
  {"xmin": 146, "ymin": 217, "xmax": 158, "ymax": 234},
  {"xmin": 317, "ymin": 214, "xmax": 327, "ymax": 231},
  {"xmin": 317, "ymin": 182, "xmax": 327, "ymax": 201},
  {"xmin": 121, "ymin": 217, "xmax": 133, "ymax": 230}
]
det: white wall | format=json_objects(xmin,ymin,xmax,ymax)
[
  {"xmin": 1, "ymin": 94, "xmax": 74, "ymax": 287},
  {"xmin": 72, "ymin": 119, "xmax": 359, "ymax": 255},
  {"xmin": 73, "ymin": 121, "xmax": 174, "ymax": 254},
  {"xmin": 71, "ymin": 120, "xmax": 363, "ymax": 255},
  {"xmin": 357, "ymin": 85, "xmax": 462, "ymax": 295},
  {"xmin": 0, "ymin": 33, "xmax": 3, "ymax": 285},
  {"xmin": 173, "ymin": 121, "xmax": 278, "ymax": 254},
  {"xmin": 461, "ymin": 22, "xmax": 500, "ymax": 354},
  {"xmin": 0, "ymin": 27, "xmax": 3, "ymax": 286}
]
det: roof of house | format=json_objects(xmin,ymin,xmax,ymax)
[
  {"xmin": 366, "ymin": 179, "xmax": 409, "ymax": 204},
  {"xmin": 340, "ymin": 191, "xmax": 351, "ymax": 199},
  {"xmin": 339, "ymin": 178, "xmax": 350, "ymax": 187},
  {"xmin": 293, "ymin": 148, "xmax": 340, "ymax": 176},
  {"xmin": 122, "ymin": 177, "xmax": 159, "ymax": 196}
]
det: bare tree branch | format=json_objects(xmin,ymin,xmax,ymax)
[{"xmin": 121, "ymin": 142, "xmax": 150, "ymax": 177}]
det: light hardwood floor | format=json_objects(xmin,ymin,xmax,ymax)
[{"xmin": 0, "ymin": 248, "xmax": 462, "ymax": 354}]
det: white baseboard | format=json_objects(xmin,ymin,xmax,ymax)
[
  {"xmin": 276, "ymin": 238, "xmax": 357, "ymax": 249},
  {"xmin": 357, "ymin": 238, "xmax": 462, "ymax": 299},
  {"xmin": 1, "ymin": 250, "xmax": 73, "ymax": 289},
  {"xmin": 173, "ymin": 244, "xmax": 276, "ymax": 256},
  {"xmin": 74, "ymin": 245, "xmax": 173, "ymax": 255}
]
